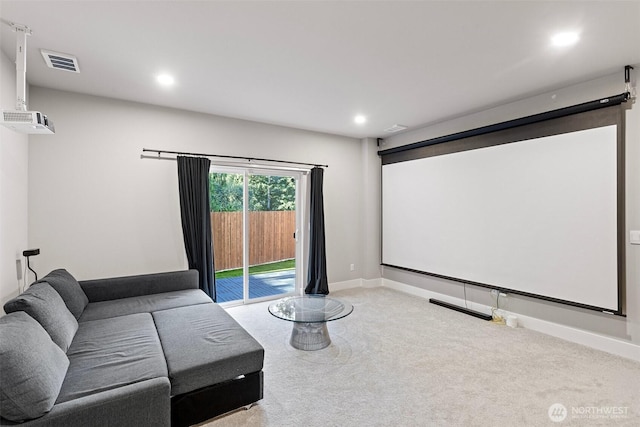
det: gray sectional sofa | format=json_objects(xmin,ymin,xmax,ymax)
[{"xmin": 0, "ymin": 269, "xmax": 264, "ymax": 427}]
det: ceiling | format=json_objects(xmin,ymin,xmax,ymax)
[{"xmin": 1, "ymin": 1, "xmax": 639, "ymax": 139}]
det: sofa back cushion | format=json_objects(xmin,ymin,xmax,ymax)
[
  {"xmin": 3, "ymin": 282, "xmax": 78, "ymax": 352},
  {"xmin": 0, "ymin": 311, "xmax": 70, "ymax": 422},
  {"xmin": 37, "ymin": 269, "xmax": 89, "ymax": 319}
]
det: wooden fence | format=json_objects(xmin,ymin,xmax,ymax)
[{"xmin": 211, "ymin": 210, "xmax": 296, "ymax": 271}]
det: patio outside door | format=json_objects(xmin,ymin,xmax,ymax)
[{"xmin": 210, "ymin": 166, "xmax": 302, "ymax": 304}]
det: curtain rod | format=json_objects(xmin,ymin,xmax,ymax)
[{"xmin": 141, "ymin": 148, "xmax": 328, "ymax": 168}]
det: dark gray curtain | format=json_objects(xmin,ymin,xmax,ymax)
[
  {"xmin": 305, "ymin": 167, "xmax": 328, "ymax": 295},
  {"xmin": 177, "ymin": 156, "xmax": 216, "ymax": 300}
]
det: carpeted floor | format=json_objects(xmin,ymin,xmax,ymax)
[{"xmin": 201, "ymin": 287, "xmax": 640, "ymax": 426}]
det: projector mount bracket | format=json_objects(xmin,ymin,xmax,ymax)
[{"xmin": 10, "ymin": 23, "xmax": 32, "ymax": 112}]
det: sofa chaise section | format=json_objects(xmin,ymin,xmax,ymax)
[{"xmin": 153, "ymin": 304, "xmax": 265, "ymax": 426}]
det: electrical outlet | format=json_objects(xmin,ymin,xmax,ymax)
[{"xmin": 350, "ymin": 264, "xmax": 355, "ymax": 271}]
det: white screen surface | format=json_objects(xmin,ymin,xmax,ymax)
[{"xmin": 382, "ymin": 125, "xmax": 618, "ymax": 310}]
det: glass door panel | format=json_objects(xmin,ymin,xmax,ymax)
[
  {"xmin": 247, "ymin": 173, "xmax": 297, "ymax": 301},
  {"xmin": 210, "ymin": 171, "xmax": 244, "ymax": 303}
]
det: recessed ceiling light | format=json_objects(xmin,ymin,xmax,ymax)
[
  {"xmin": 354, "ymin": 115, "xmax": 366, "ymax": 124},
  {"xmin": 156, "ymin": 74, "xmax": 175, "ymax": 86},
  {"xmin": 551, "ymin": 32, "xmax": 579, "ymax": 47}
]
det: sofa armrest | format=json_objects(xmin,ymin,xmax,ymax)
[
  {"xmin": 0, "ymin": 377, "xmax": 171, "ymax": 427},
  {"xmin": 79, "ymin": 270, "xmax": 199, "ymax": 302}
]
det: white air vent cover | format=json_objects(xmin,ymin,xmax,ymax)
[
  {"xmin": 40, "ymin": 49, "xmax": 79, "ymax": 73},
  {"xmin": 384, "ymin": 124, "xmax": 408, "ymax": 133}
]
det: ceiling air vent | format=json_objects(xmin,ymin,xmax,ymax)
[
  {"xmin": 384, "ymin": 124, "xmax": 408, "ymax": 133},
  {"xmin": 40, "ymin": 49, "xmax": 79, "ymax": 73}
]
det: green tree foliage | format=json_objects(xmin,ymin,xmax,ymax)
[
  {"xmin": 209, "ymin": 172, "xmax": 295, "ymax": 212},
  {"xmin": 209, "ymin": 173, "xmax": 243, "ymax": 212}
]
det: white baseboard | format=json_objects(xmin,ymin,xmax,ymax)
[
  {"xmin": 508, "ymin": 312, "xmax": 640, "ymax": 362},
  {"xmin": 329, "ymin": 278, "xmax": 364, "ymax": 292},
  {"xmin": 330, "ymin": 277, "xmax": 384, "ymax": 292},
  {"xmin": 370, "ymin": 278, "xmax": 640, "ymax": 362}
]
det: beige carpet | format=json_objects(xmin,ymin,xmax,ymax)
[{"xmin": 201, "ymin": 287, "xmax": 640, "ymax": 426}]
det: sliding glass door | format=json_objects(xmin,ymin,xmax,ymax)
[
  {"xmin": 209, "ymin": 170, "xmax": 245, "ymax": 302},
  {"xmin": 211, "ymin": 166, "xmax": 301, "ymax": 304}
]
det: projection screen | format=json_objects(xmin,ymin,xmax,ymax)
[{"xmin": 380, "ymin": 103, "xmax": 625, "ymax": 314}]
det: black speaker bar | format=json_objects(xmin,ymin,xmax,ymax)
[{"xmin": 429, "ymin": 298, "xmax": 493, "ymax": 321}]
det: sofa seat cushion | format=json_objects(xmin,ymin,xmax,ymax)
[
  {"xmin": 78, "ymin": 289, "xmax": 212, "ymax": 322},
  {"xmin": 0, "ymin": 312, "xmax": 70, "ymax": 422},
  {"xmin": 56, "ymin": 313, "xmax": 167, "ymax": 404},
  {"xmin": 153, "ymin": 304, "xmax": 264, "ymax": 396}
]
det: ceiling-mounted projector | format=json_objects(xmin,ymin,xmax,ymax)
[
  {"xmin": 1, "ymin": 22, "xmax": 55, "ymax": 135},
  {"xmin": 1, "ymin": 110, "xmax": 55, "ymax": 134}
]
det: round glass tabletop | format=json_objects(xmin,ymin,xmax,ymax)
[{"xmin": 268, "ymin": 295, "xmax": 353, "ymax": 323}]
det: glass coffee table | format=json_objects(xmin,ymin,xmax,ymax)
[{"xmin": 268, "ymin": 295, "xmax": 353, "ymax": 350}]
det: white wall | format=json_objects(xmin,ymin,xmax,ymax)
[
  {"xmin": 382, "ymin": 69, "xmax": 640, "ymax": 346},
  {"xmin": 360, "ymin": 137, "xmax": 381, "ymax": 281},
  {"xmin": 27, "ymin": 87, "xmax": 364, "ymax": 286},
  {"xmin": 0, "ymin": 51, "xmax": 29, "ymax": 310}
]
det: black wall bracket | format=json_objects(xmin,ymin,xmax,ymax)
[{"xmin": 625, "ymin": 65, "xmax": 634, "ymax": 84}]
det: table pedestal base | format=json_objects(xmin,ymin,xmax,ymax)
[{"xmin": 290, "ymin": 322, "xmax": 330, "ymax": 351}]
